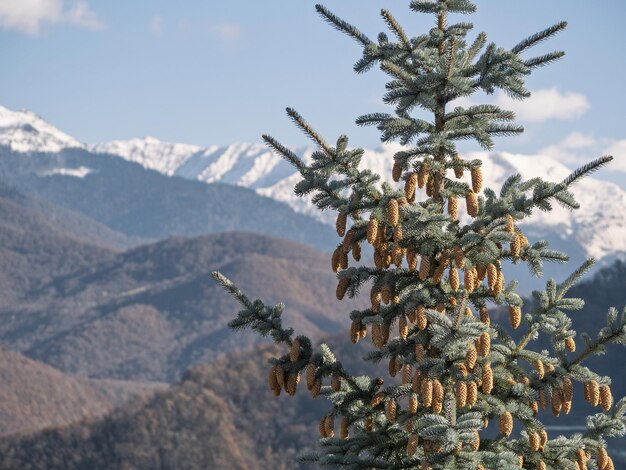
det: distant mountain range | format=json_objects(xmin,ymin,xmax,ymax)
[
  {"xmin": 1, "ymin": 104, "xmax": 624, "ymax": 293},
  {"xmin": 0, "ymin": 189, "xmax": 365, "ymax": 381}
]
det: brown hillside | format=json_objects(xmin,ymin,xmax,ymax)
[
  {"xmin": 0, "ymin": 193, "xmax": 116, "ymax": 308},
  {"xmin": 0, "ymin": 232, "xmax": 366, "ymax": 382},
  {"xmin": 0, "ymin": 345, "xmax": 166, "ymax": 438},
  {"xmin": 0, "ymin": 336, "xmax": 379, "ymax": 470}
]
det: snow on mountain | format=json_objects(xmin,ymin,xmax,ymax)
[
  {"xmin": 0, "ymin": 104, "xmax": 624, "ymax": 261},
  {"xmin": 96, "ymin": 138, "xmax": 626, "ymax": 261},
  {"xmin": 93, "ymin": 137, "xmax": 202, "ymax": 176},
  {"xmin": 0, "ymin": 106, "xmax": 85, "ymax": 153}
]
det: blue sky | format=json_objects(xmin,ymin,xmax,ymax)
[{"xmin": 0, "ymin": 0, "xmax": 625, "ymax": 184}]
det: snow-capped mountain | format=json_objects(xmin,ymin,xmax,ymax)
[
  {"xmin": 1, "ymin": 105, "xmax": 625, "ymax": 262},
  {"xmin": 0, "ymin": 106, "xmax": 86, "ymax": 154}
]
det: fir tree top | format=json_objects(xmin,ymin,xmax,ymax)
[{"xmin": 213, "ymin": 1, "xmax": 625, "ymax": 468}]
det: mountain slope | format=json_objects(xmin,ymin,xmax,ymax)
[
  {"xmin": 0, "ymin": 232, "xmax": 365, "ymax": 382},
  {"xmin": 0, "ymin": 189, "xmax": 117, "ymax": 308},
  {"xmin": 0, "ymin": 146, "xmax": 337, "ymax": 251},
  {"xmin": 0, "ymin": 347, "xmax": 121, "ymax": 437}
]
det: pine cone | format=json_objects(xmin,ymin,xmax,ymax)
[
  {"xmin": 336, "ymin": 212, "xmax": 347, "ymax": 237},
  {"xmin": 588, "ymin": 380, "xmax": 600, "ymax": 406},
  {"xmin": 509, "ymin": 305, "xmax": 522, "ymax": 329},
  {"xmin": 350, "ymin": 320, "xmax": 359, "ymax": 344},
  {"xmin": 416, "ymin": 305, "xmax": 428, "ymax": 330},
  {"xmin": 324, "ymin": 416, "xmax": 334, "ymax": 438},
  {"xmin": 563, "ymin": 378, "xmax": 574, "ymax": 402},
  {"xmin": 453, "ymin": 245, "xmax": 465, "ymax": 268},
  {"xmin": 409, "ymin": 393, "xmax": 418, "ymax": 414},
  {"xmin": 402, "ymin": 363, "xmax": 413, "ymax": 385},
  {"xmin": 371, "ymin": 287, "xmax": 381, "ymax": 313},
  {"xmin": 529, "ymin": 431, "xmax": 540, "ymax": 451},
  {"xmin": 415, "ymin": 343, "xmax": 426, "ymax": 362},
  {"xmin": 405, "ymin": 172, "xmax": 418, "ymax": 201},
  {"xmin": 412, "ymin": 369, "xmax": 422, "ymax": 393},
  {"xmin": 341, "ymin": 228, "xmax": 354, "ymax": 254},
  {"xmin": 510, "ymin": 234, "xmax": 522, "ymax": 258},
  {"xmin": 392, "ymin": 161, "xmax": 402, "ymax": 182},
  {"xmin": 477, "ymin": 332, "xmax": 491, "ymax": 358},
  {"xmin": 449, "ymin": 266, "xmax": 460, "ymax": 290},
  {"xmin": 290, "ymin": 338, "xmax": 300, "ymax": 363},
  {"xmin": 600, "ymin": 384, "xmax": 613, "ymax": 411},
  {"xmin": 422, "ymin": 379, "xmax": 433, "ymax": 407},
  {"xmin": 285, "ymin": 373, "xmax": 298, "ymax": 396},
  {"xmin": 536, "ymin": 461, "xmax": 546, "ymax": 470},
  {"xmin": 487, "ymin": 264, "xmax": 497, "ymax": 290},
  {"xmin": 407, "ymin": 434, "xmax": 419, "ymax": 456},
  {"xmin": 505, "ymin": 214, "xmax": 515, "ymax": 233},
  {"xmin": 305, "ymin": 363, "xmax": 316, "ymax": 390},
  {"xmin": 275, "ymin": 365, "xmax": 285, "ymax": 388},
  {"xmin": 407, "ymin": 248, "xmax": 418, "ymax": 271},
  {"xmin": 419, "ymin": 255, "xmax": 430, "ymax": 281},
  {"xmin": 387, "ymin": 199, "xmax": 399, "ymax": 226},
  {"xmin": 352, "ymin": 241, "xmax": 362, "ymax": 261},
  {"xmin": 311, "ymin": 378, "xmax": 321, "ymax": 398},
  {"xmin": 495, "ymin": 270, "xmax": 505, "ymax": 295},
  {"xmin": 598, "ymin": 448, "xmax": 608, "ymax": 469},
  {"xmin": 433, "ymin": 380, "xmax": 444, "ymax": 402},
  {"xmin": 331, "ymin": 373, "xmax": 341, "ymax": 392},
  {"xmin": 371, "ymin": 392, "xmax": 384, "ymax": 407},
  {"xmin": 467, "ymin": 381, "xmax": 478, "ymax": 406},
  {"xmin": 336, "ymin": 277, "xmax": 349, "ymax": 300},
  {"xmin": 466, "ymin": 191, "xmax": 479, "ymax": 217},
  {"xmin": 366, "ymin": 219, "xmax": 378, "ymax": 245},
  {"xmin": 371, "ymin": 323, "xmax": 381, "ymax": 348},
  {"xmin": 448, "ymin": 196, "xmax": 458, "ymax": 220},
  {"xmin": 455, "ymin": 381, "xmax": 467, "ymax": 408},
  {"xmin": 268, "ymin": 366, "xmax": 281, "ymax": 396},
  {"xmin": 386, "ymin": 399, "xmax": 397, "ymax": 421},
  {"xmin": 471, "ymin": 166, "xmax": 483, "ymax": 193},
  {"xmin": 530, "ymin": 400, "xmax": 539, "ymax": 416},
  {"xmin": 340, "ymin": 251, "xmax": 349, "ymax": 270},
  {"xmin": 465, "ymin": 346, "xmax": 477, "ymax": 371},
  {"xmin": 482, "ymin": 363, "xmax": 493, "ymax": 394},
  {"xmin": 319, "ymin": 417, "xmax": 326, "ymax": 437},
  {"xmin": 399, "ymin": 315, "xmax": 409, "ymax": 340},
  {"xmin": 331, "ymin": 248, "xmax": 341, "ymax": 273},
  {"xmin": 517, "ymin": 455, "xmax": 524, "ymax": 467},
  {"xmin": 464, "ymin": 268, "xmax": 476, "ymax": 292},
  {"xmin": 552, "ymin": 388, "xmax": 563, "ymax": 416},
  {"xmin": 340, "ymin": 416, "xmax": 349, "ymax": 439},
  {"xmin": 479, "ymin": 306, "xmax": 490, "ymax": 326},
  {"xmin": 565, "ymin": 337, "xmax": 576, "ymax": 352},
  {"xmin": 576, "ymin": 449, "xmax": 587, "ymax": 469},
  {"xmin": 499, "ymin": 411, "xmax": 513, "ymax": 437}
]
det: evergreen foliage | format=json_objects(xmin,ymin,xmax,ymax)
[{"xmin": 213, "ymin": 2, "xmax": 625, "ymax": 468}]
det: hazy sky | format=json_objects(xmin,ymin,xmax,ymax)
[{"xmin": 0, "ymin": 0, "xmax": 625, "ymax": 184}]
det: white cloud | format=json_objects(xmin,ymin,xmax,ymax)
[
  {"xmin": 540, "ymin": 132, "xmax": 598, "ymax": 164},
  {"xmin": 211, "ymin": 22, "xmax": 241, "ymax": 44},
  {"xmin": 603, "ymin": 140, "xmax": 626, "ymax": 173},
  {"xmin": 450, "ymin": 88, "xmax": 590, "ymax": 123},
  {"xmin": 150, "ymin": 15, "xmax": 163, "ymax": 36},
  {"xmin": 496, "ymin": 88, "xmax": 590, "ymax": 123},
  {"xmin": 0, "ymin": 0, "xmax": 103, "ymax": 35}
]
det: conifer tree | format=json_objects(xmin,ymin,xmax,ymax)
[{"xmin": 212, "ymin": 1, "xmax": 626, "ymax": 468}]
